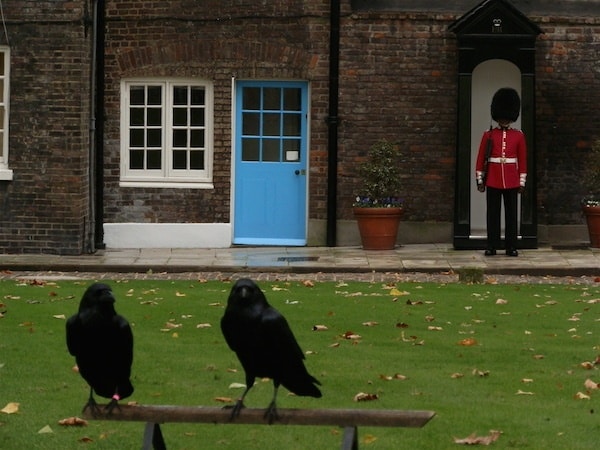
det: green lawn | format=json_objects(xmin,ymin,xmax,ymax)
[{"xmin": 0, "ymin": 277, "xmax": 598, "ymax": 449}]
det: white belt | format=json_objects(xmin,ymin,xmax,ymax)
[{"xmin": 489, "ymin": 157, "xmax": 517, "ymax": 163}]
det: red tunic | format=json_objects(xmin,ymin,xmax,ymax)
[{"xmin": 476, "ymin": 127, "xmax": 527, "ymax": 189}]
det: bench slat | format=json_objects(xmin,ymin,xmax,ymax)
[{"xmin": 84, "ymin": 405, "xmax": 435, "ymax": 428}]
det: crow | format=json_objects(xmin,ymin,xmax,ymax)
[
  {"xmin": 221, "ymin": 278, "xmax": 322, "ymax": 423},
  {"xmin": 66, "ymin": 283, "xmax": 134, "ymax": 415}
]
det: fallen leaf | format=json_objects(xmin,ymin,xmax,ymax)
[
  {"xmin": 362, "ymin": 434, "xmax": 377, "ymax": 444},
  {"xmin": 584, "ymin": 379, "xmax": 598, "ymax": 390},
  {"xmin": 533, "ymin": 354, "xmax": 545, "ymax": 360},
  {"xmin": 229, "ymin": 383, "xmax": 246, "ymax": 389},
  {"xmin": 472, "ymin": 369, "xmax": 490, "ymax": 377},
  {"xmin": 329, "ymin": 342, "xmax": 340, "ymax": 348},
  {"xmin": 303, "ymin": 280, "xmax": 315, "ymax": 288},
  {"xmin": 214, "ymin": 397, "xmax": 234, "ymax": 403},
  {"xmin": 343, "ymin": 331, "xmax": 361, "ymax": 340},
  {"xmin": 58, "ymin": 417, "xmax": 88, "ymax": 426},
  {"xmin": 53, "ymin": 314, "xmax": 66, "ymax": 320},
  {"xmin": 581, "ymin": 361, "xmax": 595, "ymax": 370},
  {"xmin": 175, "ymin": 291, "xmax": 186, "ymax": 297},
  {"xmin": 78, "ymin": 437, "xmax": 94, "ymax": 443},
  {"xmin": 362, "ymin": 321, "xmax": 379, "ymax": 327},
  {"xmin": 454, "ymin": 430, "xmax": 502, "ymax": 445},
  {"xmin": 451, "ymin": 373, "xmax": 464, "ymax": 379},
  {"xmin": 427, "ymin": 326, "xmax": 443, "ymax": 331},
  {"xmin": 395, "ymin": 322, "xmax": 409, "ymax": 328},
  {"xmin": 196, "ymin": 323, "xmax": 212, "ymax": 329},
  {"xmin": 312, "ymin": 325, "xmax": 329, "ymax": 331},
  {"xmin": 390, "ymin": 288, "xmax": 410, "ymax": 296},
  {"xmin": 516, "ymin": 390, "xmax": 534, "ymax": 395},
  {"xmin": 574, "ymin": 391, "xmax": 591, "ymax": 400},
  {"xmin": 353, "ymin": 392, "xmax": 378, "ymax": 402},
  {"xmin": 458, "ymin": 338, "xmax": 478, "ymax": 346},
  {"xmin": 1, "ymin": 402, "xmax": 19, "ymax": 414},
  {"xmin": 495, "ymin": 298, "xmax": 508, "ymax": 305},
  {"xmin": 521, "ymin": 378, "xmax": 534, "ymax": 384},
  {"xmin": 38, "ymin": 425, "xmax": 53, "ymax": 434}
]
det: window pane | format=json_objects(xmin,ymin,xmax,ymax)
[
  {"xmin": 130, "ymin": 129, "xmax": 144, "ymax": 147},
  {"xmin": 173, "ymin": 108, "xmax": 187, "ymax": 126},
  {"xmin": 173, "ymin": 86, "xmax": 188, "ymax": 105},
  {"xmin": 173, "ymin": 150, "xmax": 187, "ymax": 169},
  {"xmin": 190, "ymin": 150, "xmax": 204, "ymax": 169},
  {"xmin": 263, "ymin": 113, "xmax": 280, "ymax": 136},
  {"xmin": 190, "ymin": 129, "xmax": 204, "ymax": 148},
  {"xmin": 147, "ymin": 150, "xmax": 162, "ymax": 169},
  {"xmin": 130, "ymin": 150, "xmax": 144, "ymax": 169},
  {"xmin": 190, "ymin": 108, "xmax": 205, "ymax": 126},
  {"xmin": 146, "ymin": 108, "xmax": 161, "ymax": 126},
  {"xmin": 283, "ymin": 88, "xmax": 301, "ymax": 111},
  {"xmin": 130, "ymin": 107, "xmax": 144, "ymax": 126},
  {"xmin": 130, "ymin": 86, "xmax": 145, "ymax": 105},
  {"xmin": 284, "ymin": 139, "xmax": 300, "ymax": 161},
  {"xmin": 263, "ymin": 88, "xmax": 281, "ymax": 110},
  {"xmin": 173, "ymin": 129, "xmax": 187, "ymax": 148},
  {"xmin": 242, "ymin": 112, "xmax": 260, "ymax": 135},
  {"xmin": 242, "ymin": 138, "xmax": 260, "ymax": 161},
  {"xmin": 243, "ymin": 87, "xmax": 260, "ymax": 110},
  {"xmin": 147, "ymin": 129, "xmax": 162, "ymax": 147},
  {"xmin": 263, "ymin": 139, "xmax": 280, "ymax": 162},
  {"xmin": 191, "ymin": 87, "xmax": 205, "ymax": 105},
  {"xmin": 283, "ymin": 114, "xmax": 301, "ymax": 136},
  {"xmin": 147, "ymin": 86, "xmax": 162, "ymax": 105},
  {"xmin": 0, "ymin": 80, "xmax": 4, "ymax": 103}
]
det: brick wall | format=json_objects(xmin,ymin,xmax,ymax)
[{"xmin": 0, "ymin": 1, "xmax": 91, "ymax": 254}]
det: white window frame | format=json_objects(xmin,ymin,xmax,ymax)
[
  {"xmin": 0, "ymin": 47, "xmax": 12, "ymax": 180},
  {"xmin": 120, "ymin": 78, "xmax": 214, "ymax": 188}
]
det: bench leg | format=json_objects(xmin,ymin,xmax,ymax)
[
  {"xmin": 341, "ymin": 426, "xmax": 358, "ymax": 450},
  {"xmin": 142, "ymin": 422, "xmax": 167, "ymax": 450}
]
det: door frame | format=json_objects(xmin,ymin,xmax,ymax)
[{"xmin": 231, "ymin": 79, "xmax": 310, "ymax": 246}]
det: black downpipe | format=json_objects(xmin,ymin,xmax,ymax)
[
  {"xmin": 94, "ymin": 0, "xmax": 106, "ymax": 249},
  {"xmin": 326, "ymin": 0, "xmax": 340, "ymax": 247}
]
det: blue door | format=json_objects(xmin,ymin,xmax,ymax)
[{"xmin": 233, "ymin": 81, "xmax": 308, "ymax": 245}]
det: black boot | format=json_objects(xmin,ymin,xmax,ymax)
[
  {"xmin": 484, "ymin": 248, "xmax": 496, "ymax": 256},
  {"xmin": 505, "ymin": 249, "xmax": 519, "ymax": 257}
]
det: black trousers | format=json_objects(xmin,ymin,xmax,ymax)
[{"xmin": 486, "ymin": 187, "xmax": 519, "ymax": 250}]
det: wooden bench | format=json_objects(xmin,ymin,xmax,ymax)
[{"xmin": 84, "ymin": 405, "xmax": 435, "ymax": 449}]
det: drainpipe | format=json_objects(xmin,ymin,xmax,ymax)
[
  {"xmin": 326, "ymin": 0, "xmax": 340, "ymax": 247},
  {"xmin": 94, "ymin": 0, "xmax": 106, "ymax": 249},
  {"xmin": 85, "ymin": 0, "xmax": 98, "ymax": 253}
]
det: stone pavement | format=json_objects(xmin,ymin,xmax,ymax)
[{"xmin": 0, "ymin": 244, "xmax": 598, "ymax": 280}]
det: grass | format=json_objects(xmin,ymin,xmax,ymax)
[{"xmin": 0, "ymin": 277, "xmax": 599, "ymax": 449}]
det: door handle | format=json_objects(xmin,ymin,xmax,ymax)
[{"xmin": 295, "ymin": 169, "xmax": 306, "ymax": 176}]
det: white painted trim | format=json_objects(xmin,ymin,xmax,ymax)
[{"xmin": 103, "ymin": 223, "xmax": 232, "ymax": 248}]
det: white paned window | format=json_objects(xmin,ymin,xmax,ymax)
[
  {"xmin": 0, "ymin": 47, "xmax": 12, "ymax": 180},
  {"xmin": 120, "ymin": 79, "xmax": 214, "ymax": 188}
]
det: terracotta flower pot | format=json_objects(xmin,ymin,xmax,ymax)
[
  {"xmin": 582, "ymin": 205, "xmax": 600, "ymax": 248},
  {"xmin": 353, "ymin": 207, "xmax": 404, "ymax": 250}
]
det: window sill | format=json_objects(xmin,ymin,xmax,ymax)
[
  {"xmin": 0, "ymin": 169, "xmax": 14, "ymax": 181},
  {"xmin": 119, "ymin": 180, "xmax": 214, "ymax": 189}
]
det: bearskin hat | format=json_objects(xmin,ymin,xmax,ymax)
[{"xmin": 491, "ymin": 87, "xmax": 521, "ymax": 122}]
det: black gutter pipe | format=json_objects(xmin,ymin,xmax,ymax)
[
  {"xmin": 94, "ymin": 0, "xmax": 106, "ymax": 249},
  {"xmin": 326, "ymin": 0, "xmax": 340, "ymax": 247}
]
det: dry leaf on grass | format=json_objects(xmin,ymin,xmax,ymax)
[
  {"xmin": 584, "ymin": 378, "xmax": 598, "ymax": 390},
  {"xmin": 214, "ymin": 397, "xmax": 234, "ymax": 403},
  {"xmin": 342, "ymin": 331, "xmax": 361, "ymax": 340},
  {"xmin": 37, "ymin": 425, "xmax": 53, "ymax": 434},
  {"xmin": 353, "ymin": 392, "xmax": 379, "ymax": 402},
  {"xmin": 574, "ymin": 391, "xmax": 591, "ymax": 400},
  {"xmin": 362, "ymin": 321, "xmax": 379, "ymax": 327},
  {"xmin": 458, "ymin": 338, "xmax": 478, "ymax": 346},
  {"xmin": 454, "ymin": 430, "xmax": 502, "ymax": 445},
  {"xmin": 312, "ymin": 324, "xmax": 329, "ymax": 331},
  {"xmin": 1, "ymin": 402, "xmax": 19, "ymax": 414},
  {"xmin": 58, "ymin": 416, "xmax": 88, "ymax": 426}
]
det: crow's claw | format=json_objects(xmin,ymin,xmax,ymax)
[
  {"xmin": 226, "ymin": 399, "xmax": 246, "ymax": 421},
  {"xmin": 264, "ymin": 400, "xmax": 279, "ymax": 424},
  {"xmin": 82, "ymin": 396, "xmax": 101, "ymax": 417},
  {"xmin": 105, "ymin": 398, "xmax": 122, "ymax": 415}
]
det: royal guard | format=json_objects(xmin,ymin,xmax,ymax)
[{"xmin": 476, "ymin": 88, "xmax": 527, "ymax": 257}]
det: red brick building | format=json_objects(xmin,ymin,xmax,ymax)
[{"xmin": 0, "ymin": 0, "xmax": 598, "ymax": 253}]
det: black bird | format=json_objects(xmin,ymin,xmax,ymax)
[
  {"xmin": 221, "ymin": 278, "xmax": 322, "ymax": 422},
  {"xmin": 66, "ymin": 283, "xmax": 134, "ymax": 415}
]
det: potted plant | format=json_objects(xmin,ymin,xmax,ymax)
[
  {"xmin": 353, "ymin": 139, "xmax": 404, "ymax": 250},
  {"xmin": 581, "ymin": 140, "xmax": 600, "ymax": 248}
]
